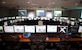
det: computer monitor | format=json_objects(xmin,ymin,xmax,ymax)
[
  {"xmin": 58, "ymin": 25, "xmax": 68, "ymax": 33},
  {"xmin": 70, "ymin": 21, "xmax": 75, "ymax": 25},
  {"xmin": 78, "ymin": 26, "xmax": 82, "ymax": 33},
  {"xmin": 63, "ymin": 17, "xmax": 68, "ymax": 20},
  {"xmin": 4, "ymin": 22, "xmax": 8, "ymax": 26},
  {"xmin": 70, "ymin": 18, "xmax": 76, "ymax": 21},
  {"xmin": 10, "ymin": 20, "xmax": 13, "ymax": 24},
  {"xmin": 21, "ymin": 16, "xmax": 27, "ymax": 19},
  {"xmin": 47, "ymin": 25, "xmax": 57, "ymax": 33},
  {"xmin": 23, "ymin": 32, "xmax": 31, "ymax": 38},
  {"xmin": 36, "ymin": 10, "xmax": 45, "ymax": 17},
  {"xmin": 25, "ymin": 25, "xmax": 35, "ymax": 33},
  {"xmin": 12, "ymin": 17, "xmax": 15, "ymax": 19},
  {"xmin": 16, "ymin": 16, "xmax": 21, "ymax": 19},
  {"xmin": 4, "ymin": 26, "xmax": 14, "ymax": 33},
  {"xmin": 0, "ymin": 26, "xmax": 3, "ymax": 33},
  {"xmin": 14, "ymin": 25, "xmax": 24, "ymax": 33},
  {"xmin": 18, "ymin": 10, "xmax": 27, "ymax": 16},
  {"xmin": 36, "ymin": 25, "xmax": 46, "ymax": 33},
  {"xmin": 8, "ymin": 17, "xmax": 12, "ymax": 20},
  {"xmin": 0, "ymin": 18, "xmax": 2, "ymax": 21},
  {"xmin": 69, "ymin": 26, "xmax": 78, "ymax": 34},
  {"xmin": 3, "ymin": 17, "xmax": 7, "ymax": 20}
]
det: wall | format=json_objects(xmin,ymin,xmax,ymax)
[
  {"xmin": 62, "ymin": 10, "xmax": 70, "ymax": 17},
  {"xmin": 0, "ymin": 6, "xmax": 81, "ymax": 18},
  {"xmin": 8, "ymin": 7, "xmax": 18, "ymax": 16},
  {"xmin": 0, "ymin": 7, "xmax": 9, "ymax": 17},
  {"xmin": 62, "ymin": 9, "xmax": 81, "ymax": 18},
  {"xmin": 0, "ymin": 7, "xmax": 18, "ymax": 17}
]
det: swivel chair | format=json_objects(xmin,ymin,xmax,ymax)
[
  {"xmin": 2, "ymin": 35, "xmax": 21, "ymax": 50},
  {"xmin": 29, "ymin": 35, "xmax": 46, "ymax": 50}
]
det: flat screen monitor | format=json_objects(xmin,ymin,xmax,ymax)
[
  {"xmin": 22, "ymin": 16, "xmax": 27, "ymax": 19},
  {"xmin": 23, "ymin": 32, "xmax": 31, "ymax": 38},
  {"xmin": 16, "ymin": 16, "xmax": 21, "ymax": 19},
  {"xmin": 18, "ymin": 10, "xmax": 27, "ymax": 16},
  {"xmin": 25, "ymin": 25, "xmax": 35, "ymax": 33},
  {"xmin": 58, "ymin": 25, "xmax": 68, "ymax": 33},
  {"xmin": 0, "ymin": 26, "xmax": 3, "ymax": 33},
  {"xmin": 63, "ymin": 17, "xmax": 68, "ymax": 20},
  {"xmin": 4, "ymin": 26, "xmax": 14, "ymax": 33},
  {"xmin": 4, "ymin": 22, "xmax": 8, "ymax": 26},
  {"xmin": 36, "ymin": 10, "xmax": 45, "ymax": 17},
  {"xmin": 36, "ymin": 25, "xmax": 46, "ymax": 33},
  {"xmin": 10, "ymin": 20, "xmax": 13, "ymax": 23},
  {"xmin": 14, "ymin": 25, "xmax": 24, "ymax": 33},
  {"xmin": 47, "ymin": 25, "xmax": 57, "ymax": 33},
  {"xmin": 78, "ymin": 26, "xmax": 82, "ymax": 33},
  {"xmin": 8, "ymin": 17, "xmax": 12, "ymax": 19},
  {"xmin": 12, "ymin": 17, "xmax": 15, "ymax": 19},
  {"xmin": 70, "ymin": 21, "xmax": 75, "ymax": 25},
  {"xmin": 46, "ymin": 12, "xmax": 53, "ymax": 18},
  {"xmin": 0, "ymin": 18, "xmax": 2, "ymax": 21},
  {"xmin": 3, "ymin": 17, "xmax": 7, "ymax": 20},
  {"xmin": 69, "ymin": 26, "xmax": 78, "ymax": 34},
  {"xmin": 70, "ymin": 18, "xmax": 76, "ymax": 20},
  {"xmin": 28, "ymin": 12, "xmax": 35, "ymax": 18},
  {"xmin": 54, "ymin": 11, "xmax": 62, "ymax": 16}
]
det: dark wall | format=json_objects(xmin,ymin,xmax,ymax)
[
  {"xmin": 69, "ymin": 9, "xmax": 81, "ymax": 18},
  {"xmin": 0, "ymin": 7, "xmax": 9, "ymax": 17},
  {"xmin": 0, "ymin": 7, "xmax": 18, "ymax": 17},
  {"xmin": 62, "ymin": 10, "xmax": 70, "ymax": 17},
  {"xmin": 8, "ymin": 7, "xmax": 18, "ymax": 16},
  {"xmin": 62, "ymin": 9, "xmax": 81, "ymax": 18}
]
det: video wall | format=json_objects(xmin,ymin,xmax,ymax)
[{"xmin": 18, "ymin": 9, "xmax": 62, "ymax": 18}]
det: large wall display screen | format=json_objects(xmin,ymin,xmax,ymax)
[
  {"xmin": 36, "ymin": 10, "xmax": 45, "ymax": 17},
  {"xmin": 18, "ymin": 10, "xmax": 27, "ymax": 16}
]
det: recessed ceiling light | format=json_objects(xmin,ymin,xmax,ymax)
[
  {"xmin": 75, "ymin": 3, "xmax": 78, "ymax": 5},
  {"xmin": 2, "ymin": 2, "xmax": 6, "ymax": 4},
  {"xmin": 52, "ymin": 2, "xmax": 55, "ymax": 4},
  {"xmin": 30, "ymin": 4, "xmax": 38, "ymax": 5},
  {"xmin": 27, "ymin": 2, "xmax": 30, "ymax": 4}
]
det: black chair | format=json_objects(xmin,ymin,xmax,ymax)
[
  {"xmin": 2, "ymin": 35, "xmax": 21, "ymax": 50},
  {"xmin": 69, "ymin": 42, "xmax": 80, "ymax": 50},
  {"xmin": 29, "ymin": 35, "xmax": 46, "ymax": 50},
  {"xmin": 45, "ymin": 42, "xmax": 60, "ymax": 50}
]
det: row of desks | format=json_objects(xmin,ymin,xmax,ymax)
[
  {"xmin": 19, "ymin": 38, "xmax": 82, "ymax": 42},
  {"xmin": 0, "ymin": 38, "xmax": 82, "ymax": 42}
]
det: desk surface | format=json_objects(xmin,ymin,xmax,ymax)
[
  {"xmin": 19, "ymin": 38, "xmax": 60, "ymax": 42},
  {"xmin": 69, "ymin": 38, "xmax": 82, "ymax": 41},
  {"xmin": 0, "ymin": 38, "xmax": 82, "ymax": 42}
]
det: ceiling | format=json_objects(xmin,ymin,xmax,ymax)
[{"xmin": 0, "ymin": 0, "xmax": 82, "ymax": 10}]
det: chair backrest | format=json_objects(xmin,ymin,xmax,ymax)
[
  {"xmin": 30, "ymin": 35, "xmax": 46, "ymax": 44},
  {"xmin": 2, "ymin": 35, "xmax": 19, "ymax": 42}
]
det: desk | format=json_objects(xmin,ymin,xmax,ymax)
[
  {"xmin": 0, "ymin": 38, "xmax": 82, "ymax": 42},
  {"xmin": 19, "ymin": 38, "xmax": 60, "ymax": 42},
  {"xmin": 69, "ymin": 38, "xmax": 82, "ymax": 41}
]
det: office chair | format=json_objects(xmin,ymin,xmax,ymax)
[
  {"xmin": 29, "ymin": 35, "xmax": 46, "ymax": 50},
  {"xmin": 2, "ymin": 35, "xmax": 21, "ymax": 50},
  {"xmin": 69, "ymin": 42, "xmax": 80, "ymax": 50}
]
